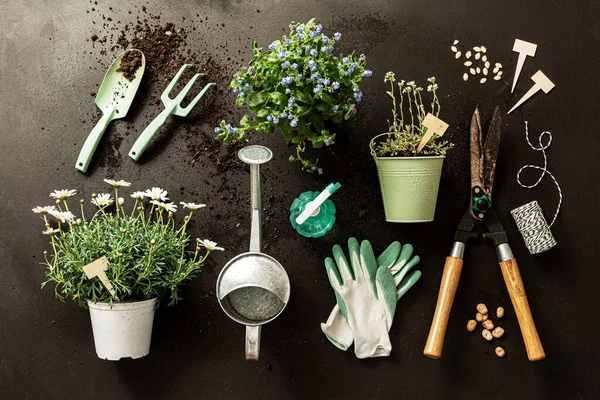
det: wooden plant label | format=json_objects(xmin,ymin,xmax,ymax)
[
  {"xmin": 508, "ymin": 70, "xmax": 555, "ymax": 114},
  {"xmin": 417, "ymin": 114, "xmax": 449, "ymax": 154},
  {"xmin": 512, "ymin": 39, "xmax": 538, "ymax": 93},
  {"xmin": 82, "ymin": 257, "xmax": 119, "ymax": 300}
]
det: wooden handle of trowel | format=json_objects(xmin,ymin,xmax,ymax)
[
  {"xmin": 424, "ymin": 256, "xmax": 464, "ymax": 359},
  {"xmin": 499, "ymin": 258, "xmax": 546, "ymax": 361}
]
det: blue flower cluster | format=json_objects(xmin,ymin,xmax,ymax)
[{"xmin": 281, "ymin": 76, "xmax": 294, "ymax": 85}]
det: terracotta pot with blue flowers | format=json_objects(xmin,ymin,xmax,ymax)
[{"xmin": 215, "ymin": 18, "xmax": 372, "ymax": 173}]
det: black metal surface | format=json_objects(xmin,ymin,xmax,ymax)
[{"xmin": 1, "ymin": 0, "xmax": 599, "ymax": 399}]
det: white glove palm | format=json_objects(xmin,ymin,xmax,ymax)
[{"xmin": 321, "ymin": 240, "xmax": 421, "ymax": 354}]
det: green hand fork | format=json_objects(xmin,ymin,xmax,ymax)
[
  {"xmin": 129, "ymin": 64, "xmax": 215, "ymax": 161},
  {"xmin": 76, "ymin": 49, "xmax": 145, "ymax": 173}
]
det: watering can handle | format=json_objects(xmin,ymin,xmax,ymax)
[{"xmin": 245, "ymin": 325, "xmax": 261, "ymax": 361}]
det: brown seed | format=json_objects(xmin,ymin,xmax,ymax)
[
  {"xmin": 495, "ymin": 346, "xmax": 506, "ymax": 357},
  {"xmin": 482, "ymin": 320, "xmax": 494, "ymax": 330},
  {"xmin": 477, "ymin": 303, "xmax": 488, "ymax": 315},
  {"xmin": 482, "ymin": 329, "xmax": 493, "ymax": 341},
  {"xmin": 467, "ymin": 320, "xmax": 477, "ymax": 331},
  {"xmin": 492, "ymin": 327, "xmax": 505, "ymax": 338},
  {"xmin": 497, "ymin": 307, "xmax": 505, "ymax": 318},
  {"xmin": 476, "ymin": 312, "xmax": 488, "ymax": 322}
]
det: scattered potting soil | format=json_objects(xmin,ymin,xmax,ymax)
[
  {"xmin": 85, "ymin": 4, "xmax": 243, "ymax": 174},
  {"xmin": 115, "ymin": 49, "xmax": 143, "ymax": 81}
]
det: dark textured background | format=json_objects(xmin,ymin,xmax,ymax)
[{"xmin": 1, "ymin": 0, "xmax": 599, "ymax": 398}]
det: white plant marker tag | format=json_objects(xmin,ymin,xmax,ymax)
[
  {"xmin": 83, "ymin": 257, "xmax": 119, "ymax": 300},
  {"xmin": 417, "ymin": 113, "xmax": 449, "ymax": 154},
  {"xmin": 508, "ymin": 70, "xmax": 555, "ymax": 114},
  {"xmin": 512, "ymin": 39, "xmax": 538, "ymax": 93}
]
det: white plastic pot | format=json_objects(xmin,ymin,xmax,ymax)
[{"xmin": 87, "ymin": 298, "xmax": 157, "ymax": 361}]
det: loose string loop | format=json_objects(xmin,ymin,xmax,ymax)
[{"xmin": 516, "ymin": 121, "xmax": 562, "ymax": 227}]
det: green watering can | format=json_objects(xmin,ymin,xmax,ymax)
[{"xmin": 129, "ymin": 64, "xmax": 215, "ymax": 161}]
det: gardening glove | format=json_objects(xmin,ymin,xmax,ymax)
[
  {"xmin": 324, "ymin": 238, "xmax": 399, "ymax": 358},
  {"xmin": 321, "ymin": 241, "xmax": 422, "ymax": 352}
]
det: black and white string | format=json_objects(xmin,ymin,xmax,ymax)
[{"xmin": 510, "ymin": 121, "xmax": 562, "ymax": 254}]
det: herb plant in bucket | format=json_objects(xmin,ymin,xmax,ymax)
[
  {"xmin": 215, "ymin": 18, "xmax": 372, "ymax": 173},
  {"xmin": 370, "ymin": 73, "xmax": 453, "ymax": 223}
]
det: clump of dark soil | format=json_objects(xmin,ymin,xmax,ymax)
[{"xmin": 116, "ymin": 49, "xmax": 143, "ymax": 81}]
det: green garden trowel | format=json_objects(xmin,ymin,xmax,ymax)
[
  {"xmin": 76, "ymin": 49, "xmax": 145, "ymax": 173},
  {"xmin": 129, "ymin": 64, "xmax": 215, "ymax": 161},
  {"xmin": 290, "ymin": 183, "xmax": 341, "ymax": 238}
]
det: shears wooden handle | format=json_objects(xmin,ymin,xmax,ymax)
[
  {"xmin": 424, "ymin": 242, "xmax": 465, "ymax": 359},
  {"xmin": 424, "ymin": 242, "xmax": 546, "ymax": 361},
  {"xmin": 497, "ymin": 245, "xmax": 545, "ymax": 361}
]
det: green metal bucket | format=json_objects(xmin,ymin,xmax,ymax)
[{"xmin": 370, "ymin": 134, "xmax": 445, "ymax": 223}]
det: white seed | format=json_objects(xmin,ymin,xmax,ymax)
[
  {"xmin": 482, "ymin": 319, "xmax": 494, "ymax": 330},
  {"xmin": 473, "ymin": 46, "xmax": 482, "ymax": 52},
  {"xmin": 482, "ymin": 55, "xmax": 488, "ymax": 62},
  {"xmin": 493, "ymin": 67, "xmax": 499, "ymax": 73},
  {"xmin": 480, "ymin": 77, "xmax": 487, "ymax": 84},
  {"xmin": 495, "ymin": 62, "xmax": 502, "ymax": 68},
  {"xmin": 470, "ymin": 68, "xmax": 476, "ymax": 75},
  {"xmin": 464, "ymin": 61, "xmax": 473, "ymax": 66},
  {"xmin": 481, "ymin": 46, "xmax": 487, "ymax": 53},
  {"xmin": 455, "ymin": 51, "xmax": 462, "ymax": 59},
  {"xmin": 483, "ymin": 68, "xmax": 488, "ymax": 75},
  {"xmin": 476, "ymin": 67, "xmax": 481, "ymax": 74},
  {"xmin": 482, "ymin": 329, "xmax": 493, "ymax": 341},
  {"xmin": 453, "ymin": 39, "xmax": 459, "ymax": 45},
  {"xmin": 494, "ymin": 75, "xmax": 502, "ymax": 81},
  {"xmin": 475, "ymin": 53, "xmax": 481, "ymax": 60},
  {"xmin": 498, "ymin": 71, "xmax": 503, "ymax": 76},
  {"xmin": 492, "ymin": 326, "xmax": 505, "ymax": 338},
  {"xmin": 467, "ymin": 320, "xmax": 477, "ymax": 331},
  {"xmin": 466, "ymin": 51, "xmax": 472, "ymax": 59},
  {"xmin": 485, "ymin": 61, "xmax": 490, "ymax": 68},
  {"xmin": 495, "ymin": 346, "xmax": 506, "ymax": 357},
  {"xmin": 463, "ymin": 73, "xmax": 469, "ymax": 81},
  {"xmin": 497, "ymin": 307, "xmax": 505, "ymax": 318},
  {"xmin": 477, "ymin": 304, "xmax": 489, "ymax": 314},
  {"xmin": 476, "ymin": 312, "xmax": 488, "ymax": 322},
  {"xmin": 451, "ymin": 45, "xmax": 458, "ymax": 52}
]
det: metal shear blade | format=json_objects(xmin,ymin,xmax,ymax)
[{"xmin": 470, "ymin": 105, "xmax": 502, "ymax": 219}]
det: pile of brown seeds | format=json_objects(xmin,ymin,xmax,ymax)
[{"xmin": 467, "ymin": 303, "xmax": 507, "ymax": 358}]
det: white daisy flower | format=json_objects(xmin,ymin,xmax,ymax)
[
  {"xmin": 144, "ymin": 187, "xmax": 169, "ymax": 201},
  {"xmin": 104, "ymin": 179, "xmax": 132, "ymax": 188},
  {"xmin": 92, "ymin": 193, "xmax": 113, "ymax": 207},
  {"xmin": 180, "ymin": 202, "xmax": 207, "ymax": 211},
  {"xmin": 48, "ymin": 210, "xmax": 76, "ymax": 222},
  {"xmin": 32, "ymin": 206, "xmax": 57, "ymax": 215},
  {"xmin": 50, "ymin": 189, "xmax": 77, "ymax": 200},
  {"xmin": 197, "ymin": 239, "xmax": 225, "ymax": 251},
  {"xmin": 43, "ymin": 228, "xmax": 60, "ymax": 236},
  {"xmin": 118, "ymin": 197, "xmax": 125, "ymax": 206},
  {"xmin": 151, "ymin": 200, "xmax": 177, "ymax": 213},
  {"xmin": 130, "ymin": 191, "xmax": 146, "ymax": 200}
]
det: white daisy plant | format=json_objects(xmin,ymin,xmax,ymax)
[
  {"xmin": 33, "ymin": 179, "xmax": 221, "ymax": 308},
  {"xmin": 197, "ymin": 239, "xmax": 225, "ymax": 252},
  {"xmin": 50, "ymin": 189, "xmax": 77, "ymax": 200},
  {"xmin": 104, "ymin": 179, "xmax": 132, "ymax": 188},
  {"xmin": 144, "ymin": 187, "xmax": 169, "ymax": 202},
  {"xmin": 92, "ymin": 193, "xmax": 113, "ymax": 207},
  {"xmin": 180, "ymin": 202, "xmax": 206, "ymax": 211}
]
